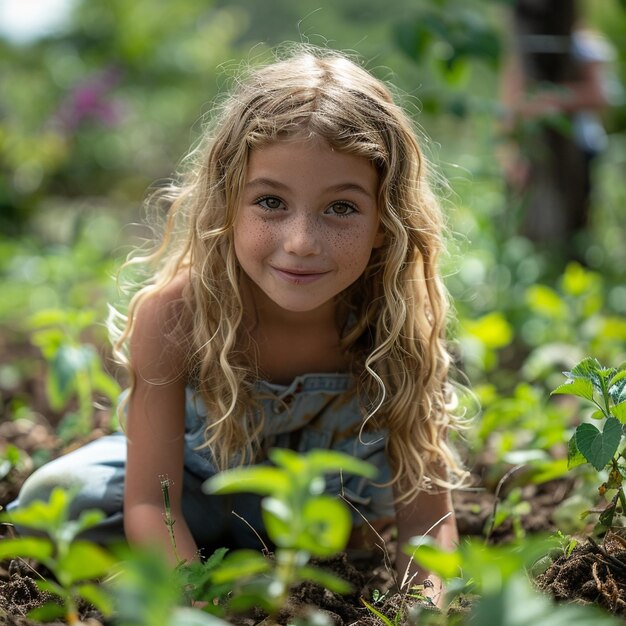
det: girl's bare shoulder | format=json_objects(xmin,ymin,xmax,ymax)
[{"xmin": 130, "ymin": 273, "xmax": 193, "ymax": 380}]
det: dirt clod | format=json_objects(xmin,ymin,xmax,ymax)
[{"xmin": 536, "ymin": 531, "xmax": 626, "ymax": 617}]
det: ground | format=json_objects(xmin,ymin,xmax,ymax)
[{"xmin": 1, "ymin": 355, "xmax": 626, "ymax": 624}]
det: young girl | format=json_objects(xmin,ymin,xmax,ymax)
[{"xmin": 13, "ymin": 47, "xmax": 466, "ymax": 603}]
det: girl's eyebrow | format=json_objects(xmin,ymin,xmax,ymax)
[
  {"xmin": 245, "ymin": 177, "xmax": 290, "ymax": 191},
  {"xmin": 245, "ymin": 177, "xmax": 375, "ymax": 199}
]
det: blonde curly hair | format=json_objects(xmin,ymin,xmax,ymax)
[{"xmin": 111, "ymin": 46, "xmax": 467, "ymax": 502}]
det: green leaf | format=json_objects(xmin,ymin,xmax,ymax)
[
  {"xmin": 608, "ymin": 371, "xmax": 626, "ymax": 405},
  {"xmin": 298, "ymin": 496, "xmax": 352, "ymax": 556},
  {"xmin": 3, "ymin": 443, "xmax": 22, "ymax": 465},
  {"xmin": 262, "ymin": 496, "xmax": 291, "ymax": 523},
  {"xmin": 463, "ymin": 312, "xmax": 513, "ymax": 349},
  {"xmin": 551, "ymin": 379, "xmax": 594, "ymax": 402},
  {"xmin": 49, "ymin": 344, "xmax": 96, "ymax": 405},
  {"xmin": 91, "ymin": 368, "xmax": 122, "ymax": 403},
  {"xmin": 36, "ymin": 578, "xmax": 66, "ymax": 598},
  {"xmin": 525, "ymin": 285, "xmax": 567, "ymax": 319},
  {"xmin": 600, "ymin": 317, "xmax": 626, "ymax": 341},
  {"xmin": 611, "ymin": 400, "xmax": 626, "ymax": 423},
  {"xmin": 262, "ymin": 498, "xmax": 293, "ymax": 547},
  {"xmin": 305, "ymin": 449, "xmax": 378, "ymax": 479},
  {"xmin": 528, "ymin": 458, "xmax": 569, "ymax": 484},
  {"xmin": 297, "ymin": 565, "xmax": 352, "ymax": 594},
  {"xmin": 58, "ymin": 541, "xmax": 116, "ymax": 584},
  {"xmin": 210, "ymin": 550, "xmax": 270, "ymax": 584},
  {"xmin": 227, "ymin": 578, "xmax": 283, "ymax": 613},
  {"xmin": 203, "ymin": 467, "xmax": 289, "ymax": 496},
  {"xmin": 567, "ymin": 435, "xmax": 587, "ymax": 470},
  {"xmin": 404, "ymin": 537, "xmax": 462, "ymax": 580},
  {"xmin": 28, "ymin": 602, "xmax": 67, "ymax": 622},
  {"xmin": 268, "ymin": 448, "xmax": 306, "ymax": 474},
  {"xmin": 575, "ymin": 418, "xmax": 622, "ymax": 471},
  {"xmin": 168, "ymin": 607, "xmax": 231, "ymax": 626},
  {"xmin": 361, "ymin": 598, "xmax": 395, "ymax": 626},
  {"xmin": 0, "ymin": 445, "xmax": 22, "ymax": 480},
  {"xmin": 561, "ymin": 262, "xmax": 597, "ymax": 296},
  {"xmin": 567, "ymin": 357, "xmax": 613, "ymax": 394},
  {"xmin": 0, "ymin": 537, "xmax": 54, "ymax": 561},
  {"xmin": 28, "ymin": 308, "xmax": 68, "ymax": 328},
  {"xmin": 31, "ymin": 328, "xmax": 65, "ymax": 360},
  {"xmin": 74, "ymin": 509, "xmax": 107, "ymax": 535},
  {"xmin": 568, "ymin": 357, "xmax": 603, "ymax": 380},
  {"xmin": 1, "ymin": 487, "xmax": 71, "ymax": 532},
  {"xmin": 203, "ymin": 546, "xmax": 229, "ymax": 570},
  {"xmin": 599, "ymin": 499, "xmax": 617, "ymax": 528},
  {"xmin": 608, "ymin": 367, "xmax": 626, "ymax": 386},
  {"xmin": 77, "ymin": 583, "xmax": 114, "ymax": 616}
]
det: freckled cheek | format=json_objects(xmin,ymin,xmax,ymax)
[
  {"xmin": 237, "ymin": 218, "xmax": 280, "ymax": 257},
  {"xmin": 328, "ymin": 227, "xmax": 374, "ymax": 271}
]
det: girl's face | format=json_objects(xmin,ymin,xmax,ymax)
[{"xmin": 234, "ymin": 137, "xmax": 384, "ymax": 317}]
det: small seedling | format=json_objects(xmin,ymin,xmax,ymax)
[
  {"xmin": 0, "ymin": 487, "xmax": 116, "ymax": 624},
  {"xmin": 29, "ymin": 307, "xmax": 121, "ymax": 440},
  {"xmin": 203, "ymin": 447, "xmax": 377, "ymax": 616},
  {"xmin": 485, "ymin": 486, "xmax": 532, "ymax": 541},
  {"xmin": 551, "ymin": 357, "xmax": 626, "ymax": 528},
  {"xmin": 109, "ymin": 543, "xmax": 232, "ymax": 626}
]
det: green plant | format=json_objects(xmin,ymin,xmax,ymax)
[
  {"xmin": 203, "ymin": 447, "xmax": 377, "ymax": 617},
  {"xmin": 159, "ymin": 475, "xmax": 234, "ymax": 612},
  {"xmin": 470, "ymin": 381, "xmax": 573, "ymax": 470},
  {"xmin": 0, "ymin": 487, "xmax": 116, "ymax": 624},
  {"xmin": 551, "ymin": 357, "xmax": 626, "ymax": 529},
  {"xmin": 110, "ymin": 544, "xmax": 231, "ymax": 626},
  {"xmin": 485, "ymin": 486, "xmax": 532, "ymax": 542},
  {"xmin": 29, "ymin": 307, "xmax": 121, "ymax": 441}
]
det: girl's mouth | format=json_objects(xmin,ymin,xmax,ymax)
[{"xmin": 272, "ymin": 267, "xmax": 329, "ymax": 284}]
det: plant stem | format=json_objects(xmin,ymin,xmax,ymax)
[
  {"xmin": 66, "ymin": 595, "xmax": 79, "ymax": 625},
  {"xmin": 618, "ymin": 487, "xmax": 626, "ymax": 515},
  {"xmin": 160, "ymin": 476, "xmax": 183, "ymax": 565},
  {"xmin": 275, "ymin": 549, "xmax": 297, "ymax": 606}
]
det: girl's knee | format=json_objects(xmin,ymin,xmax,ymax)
[
  {"xmin": 16, "ymin": 462, "xmax": 81, "ymax": 508},
  {"xmin": 15, "ymin": 457, "xmax": 123, "ymax": 519}
]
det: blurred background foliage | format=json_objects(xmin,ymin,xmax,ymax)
[{"xmin": 0, "ymin": 0, "xmax": 625, "ymax": 452}]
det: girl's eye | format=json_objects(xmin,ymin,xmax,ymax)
[
  {"xmin": 326, "ymin": 202, "xmax": 357, "ymax": 217},
  {"xmin": 256, "ymin": 196, "xmax": 284, "ymax": 211}
]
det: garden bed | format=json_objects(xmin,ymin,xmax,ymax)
[{"xmin": 2, "ymin": 356, "xmax": 626, "ymax": 625}]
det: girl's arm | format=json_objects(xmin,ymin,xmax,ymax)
[
  {"xmin": 393, "ymin": 484, "xmax": 458, "ymax": 608},
  {"xmin": 123, "ymin": 279, "xmax": 199, "ymax": 565}
]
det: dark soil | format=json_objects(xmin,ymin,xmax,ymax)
[{"xmin": 537, "ymin": 531, "xmax": 626, "ymax": 617}]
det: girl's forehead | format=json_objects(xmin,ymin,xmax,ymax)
[
  {"xmin": 245, "ymin": 136, "xmax": 379, "ymax": 188},
  {"xmin": 248, "ymin": 135, "xmax": 377, "ymax": 168}
]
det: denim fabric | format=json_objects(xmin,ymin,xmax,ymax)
[{"xmin": 10, "ymin": 373, "xmax": 393, "ymax": 552}]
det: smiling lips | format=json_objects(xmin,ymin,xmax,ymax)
[{"xmin": 272, "ymin": 266, "xmax": 330, "ymax": 284}]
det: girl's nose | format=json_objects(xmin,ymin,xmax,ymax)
[{"xmin": 283, "ymin": 214, "xmax": 323, "ymax": 256}]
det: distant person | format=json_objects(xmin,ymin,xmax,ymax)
[{"xmin": 499, "ymin": 0, "xmax": 617, "ymax": 265}]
